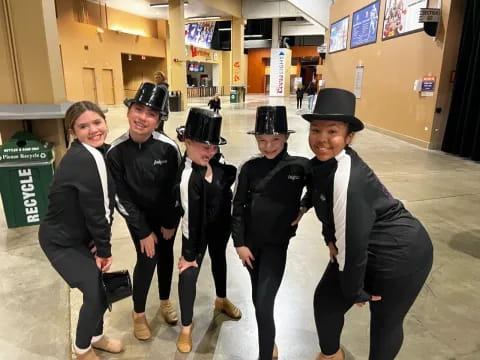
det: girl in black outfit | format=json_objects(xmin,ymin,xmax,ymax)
[
  {"xmin": 232, "ymin": 106, "xmax": 309, "ymax": 360},
  {"xmin": 296, "ymin": 86, "xmax": 304, "ymax": 109},
  {"xmin": 175, "ymin": 108, "xmax": 242, "ymax": 353},
  {"xmin": 39, "ymin": 101, "xmax": 123, "ymax": 360},
  {"xmin": 208, "ymin": 93, "xmax": 222, "ymax": 113},
  {"xmin": 107, "ymin": 83, "xmax": 181, "ymax": 341},
  {"xmin": 302, "ymin": 88, "xmax": 433, "ymax": 360}
]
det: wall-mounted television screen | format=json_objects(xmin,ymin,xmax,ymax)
[
  {"xmin": 188, "ymin": 63, "xmax": 205, "ymax": 72},
  {"xmin": 185, "ymin": 21, "xmax": 216, "ymax": 49}
]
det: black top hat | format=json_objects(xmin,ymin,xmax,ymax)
[
  {"xmin": 302, "ymin": 88, "xmax": 364, "ymax": 131},
  {"xmin": 124, "ymin": 82, "xmax": 169, "ymax": 114},
  {"xmin": 178, "ymin": 108, "xmax": 227, "ymax": 145},
  {"xmin": 247, "ymin": 106, "xmax": 295, "ymax": 135}
]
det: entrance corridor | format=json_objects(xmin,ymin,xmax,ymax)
[{"xmin": 0, "ymin": 95, "xmax": 479, "ymax": 359}]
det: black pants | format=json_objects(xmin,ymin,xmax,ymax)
[
  {"xmin": 131, "ymin": 226, "xmax": 175, "ymax": 313},
  {"xmin": 178, "ymin": 223, "xmax": 230, "ymax": 326},
  {"xmin": 39, "ymin": 237, "xmax": 107, "ymax": 349},
  {"xmin": 296, "ymin": 97, "xmax": 303, "ymax": 109},
  {"xmin": 314, "ymin": 258, "xmax": 433, "ymax": 360},
  {"xmin": 247, "ymin": 244, "xmax": 288, "ymax": 360}
]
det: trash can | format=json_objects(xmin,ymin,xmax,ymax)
[
  {"xmin": 169, "ymin": 91, "xmax": 182, "ymax": 112},
  {"xmin": 230, "ymin": 90, "xmax": 238, "ymax": 103},
  {"xmin": 0, "ymin": 132, "xmax": 54, "ymax": 228}
]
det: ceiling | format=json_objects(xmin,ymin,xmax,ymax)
[{"xmin": 97, "ymin": 0, "xmax": 230, "ymax": 20}]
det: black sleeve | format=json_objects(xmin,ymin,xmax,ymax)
[
  {"xmin": 231, "ymin": 162, "xmax": 249, "ymax": 247},
  {"xmin": 334, "ymin": 156, "xmax": 374, "ymax": 303},
  {"xmin": 161, "ymin": 145, "xmax": 181, "ymax": 229},
  {"xmin": 74, "ymin": 152, "xmax": 112, "ymax": 258},
  {"xmin": 106, "ymin": 149, "xmax": 152, "ymax": 241},
  {"xmin": 182, "ymin": 171, "xmax": 203, "ymax": 261}
]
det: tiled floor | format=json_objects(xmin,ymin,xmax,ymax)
[{"xmin": 1, "ymin": 94, "xmax": 479, "ymax": 359}]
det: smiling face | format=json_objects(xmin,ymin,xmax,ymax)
[
  {"xmin": 71, "ymin": 110, "xmax": 108, "ymax": 148},
  {"xmin": 127, "ymin": 103, "xmax": 160, "ymax": 142},
  {"xmin": 185, "ymin": 139, "xmax": 218, "ymax": 166},
  {"xmin": 255, "ymin": 134, "xmax": 288, "ymax": 159},
  {"xmin": 308, "ymin": 120, "xmax": 355, "ymax": 161}
]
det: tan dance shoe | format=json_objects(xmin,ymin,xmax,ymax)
[
  {"xmin": 273, "ymin": 343, "xmax": 279, "ymax": 359},
  {"xmin": 214, "ymin": 298, "xmax": 242, "ymax": 319},
  {"xmin": 132, "ymin": 312, "xmax": 152, "ymax": 340},
  {"xmin": 160, "ymin": 300, "xmax": 179, "ymax": 325},
  {"xmin": 317, "ymin": 348, "xmax": 345, "ymax": 360},
  {"xmin": 91, "ymin": 335, "xmax": 125, "ymax": 353},
  {"xmin": 177, "ymin": 323, "xmax": 194, "ymax": 353},
  {"xmin": 74, "ymin": 348, "xmax": 99, "ymax": 360}
]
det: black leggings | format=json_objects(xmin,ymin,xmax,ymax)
[
  {"xmin": 39, "ymin": 238, "xmax": 107, "ymax": 349},
  {"xmin": 131, "ymin": 227, "xmax": 175, "ymax": 313},
  {"xmin": 297, "ymin": 97, "xmax": 303, "ymax": 108},
  {"xmin": 314, "ymin": 259, "xmax": 432, "ymax": 360},
  {"xmin": 178, "ymin": 224, "xmax": 230, "ymax": 326},
  {"xmin": 247, "ymin": 245, "xmax": 288, "ymax": 360}
]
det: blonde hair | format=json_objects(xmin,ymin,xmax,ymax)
[{"xmin": 154, "ymin": 70, "xmax": 166, "ymax": 82}]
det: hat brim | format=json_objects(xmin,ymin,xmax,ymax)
[
  {"xmin": 246, "ymin": 130, "xmax": 296, "ymax": 135},
  {"xmin": 187, "ymin": 136, "xmax": 227, "ymax": 146},
  {"xmin": 302, "ymin": 113, "xmax": 364, "ymax": 131},
  {"xmin": 123, "ymin": 98, "xmax": 163, "ymax": 112}
]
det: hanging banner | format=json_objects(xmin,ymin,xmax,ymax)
[
  {"xmin": 269, "ymin": 48, "xmax": 291, "ymax": 97},
  {"xmin": 382, "ymin": 0, "xmax": 428, "ymax": 40}
]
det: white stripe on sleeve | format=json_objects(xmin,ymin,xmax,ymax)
[
  {"xmin": 180, "ymin": 158, "xmax": 193, "ymax": 238},
  {"xmin": 82, "ymin": 143, "xmax": 111, "ymax": 224},
  {"xmin": 333, "ymin": 150, "xmax": 351, "ymax": 271}
]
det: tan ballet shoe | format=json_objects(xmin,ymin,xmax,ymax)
[
  {"xmin": 91, "ymin": 335, "xmax": 125, "ymax": 353},
  {"xmin": 273, "ymin": 343, "xmax": 279, "ymax": 359},
  {"xmin": 74, "ymin": 348, "xmax": 99, "ymax": 360},
  {"xmin": 160, "ymin": 300, "xmax": 179, "ymax": 325},
  {"xmin": 177, "ymin": 323, "xmax": 194, "ymax": 353},
  {"xmin": 214, "ymin": 298, "xmax": 242, "ymax": 319},
  {"xmin": 317, "ymin": 348, "xmax": 345, "ymax": 360},
  {"xmin": 132, "ymin": 312, "xmax": 152, "ymax": 340}
]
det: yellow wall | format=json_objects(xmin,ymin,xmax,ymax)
[
  {"xmin": 122, "ymin": 55, "xmax": 166, "ymax": 99},
  {"xmin": 56, "ymin": 0, "xmax": 167, "ymax": 105},
  {"xmin": 324, "ymin": 0, "xmax": 463, "ymax": 148}
]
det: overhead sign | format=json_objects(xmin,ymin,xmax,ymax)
[{"xmin": 419, "ymin": 8, "xmax": 441, "ymax": 23}]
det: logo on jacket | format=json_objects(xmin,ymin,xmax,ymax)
[
  {"xmin": 154, "ymin": 159, "xmax": 168, "ymax": 166},
  {"xmin": 319, "ymin": 193, "xmax": 326, "ymax": 202},
  {"xmin": 288, "ymin": 174, "xmax": 301, "ymax": 181}
]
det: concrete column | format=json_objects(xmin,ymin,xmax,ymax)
[
  {"xmin": 231, "ymin": 17, "xmax": 245, "ymax": 85},
  {"xmin": 0, "ymin": 0, "xmax": 67, "ymax": 158},
  {"xmin": 168, "ymin": 0, "xmax": 187, "ymax": 109},
  {"xmin": 272, "ymin": 18, "xmax": 280, "ymax": 48}
]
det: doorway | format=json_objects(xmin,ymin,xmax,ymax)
[
  {"xmin": 82, "ymin": 67, "xmax": 98, "ymax": 103},
  {"xmin": 101, "ymin": 69, "xmax": 115, "ymax": 105}
]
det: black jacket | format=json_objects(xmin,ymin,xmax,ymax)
[
  {"xmin": 177, "ymin": 153, "xmax": 236, "ymax": 261},
  {"xmin": 308, "ymin": 147, "xmax": 433, "ymax": 303},
  {"xmin": 208, "ymin": 98, "xmax": 221, "ymax": 111},
  {"xmin": 232, "ymin": 146, "xmax": 309, "ymax": 249},
  {"xmin": 39, "ymin": 140, "xmax": 115, "ymax": 258},
  {"xmin": 106, "ymin": 131, "xmax": 181, "ymax": 241}
]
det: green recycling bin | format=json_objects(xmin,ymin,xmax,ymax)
[
  {"xmin": 0, "ymin": 132, "xmax": 54, "ymax": 228},
  {"xmin": 230, "ymin": 90, "xmax": 238, "ymax": 103}
]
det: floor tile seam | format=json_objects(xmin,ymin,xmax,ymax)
[{"xmin": 405, "ymin": 192, "xmax": 480, "ymax": 203}]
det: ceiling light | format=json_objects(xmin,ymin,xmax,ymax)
[
  {"xmin": 244, "ymin": 34, "xmax": 263, "ymax": 38},
  {"xmin": 188, "ymin": 16, "xmax": 221, "ymax": 21},
  {"xmin": 218, "ymin": 28, "xmax": 231, "ymax": 31},
  {"xmin": 150, "ymin": 2, "xmax": 188, "ymax": 7}
]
